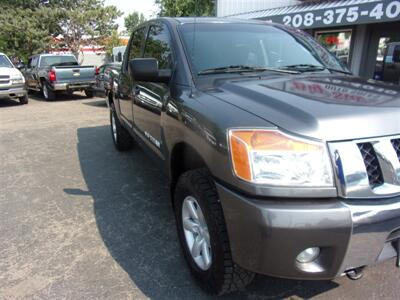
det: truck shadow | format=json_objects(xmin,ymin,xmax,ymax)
[
  {"xmin": 75, "ymin": 125, "xmax": 338, "ymax": 300},
  {"xmin": 0, "ymin": 98, "xmax": 22, "ymax": 107},
  {"xmin": 28, "ymin": 91, "xmax": 89, "ymax": 102}
]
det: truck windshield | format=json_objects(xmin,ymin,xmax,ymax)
[
  {"xmin": 40, "ymin": 56, "xmax": 78, "ymax": 67},
  {"xmin": 0, "ymin": 55, "xmax": 14, "ymax": 68},
  {"xmin": 179, "ymin": 23, "xmax": 348, "ymax": 75}
]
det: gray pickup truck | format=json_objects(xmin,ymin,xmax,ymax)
[
  {"xmin": 23, "ymin": 54, "xmax": 96, "ymax": 101},
  {"xmin": 110, "ymin": 18, "xmax": 400, "ymax": 295}
]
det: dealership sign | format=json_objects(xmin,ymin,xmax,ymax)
[{"xmin": 266, "ymin": 0, "xmax": 400, "ymax": 29}]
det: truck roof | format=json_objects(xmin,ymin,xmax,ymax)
[
  {"xmin": 36, "ymin": 53, "xmax": 75, "ymax": 57},
  {"xmin": 170, "ymin": 17, "xmax": 268, "ymax": 25}
]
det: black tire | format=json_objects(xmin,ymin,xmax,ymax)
[
  {"xmin": 19, "ymin": 95, "xmax": 28, "ymax": 105},
  {"xmin": 42, "ymin": 82, "xmax": 55, "ymax": 101},
  {"xmin": 174, "ymin": 168, "xmax": 255, "ymax": 295},
  {"xmin": 110, "ymin": 104, "xmax": 133, "ymax": 151},
  {"xmin": 85, "ymin": 89, "xmax": 94, "ymax": 98}
]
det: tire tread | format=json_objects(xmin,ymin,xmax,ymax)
[
  {"xmin": 110, "ymin": 104, "xmax": 133, "ymax": 151},
  {"xmin": 177, "ymin": 168, "xmax": 254, "ymax": 295}
]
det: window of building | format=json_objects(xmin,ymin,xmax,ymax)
[{"xmin": 315, "ymin": 30, "xmax": 352, "ymax": 65}]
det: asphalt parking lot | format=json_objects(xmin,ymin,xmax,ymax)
[{"xmin": 0, "ymin": 94, "xmax": 399, "ymax": 300}]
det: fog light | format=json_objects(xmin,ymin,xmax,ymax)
[{"xmin": 296, "ymin": 247, "xmax": 320, "ymax": 263}]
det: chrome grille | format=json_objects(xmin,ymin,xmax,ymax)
[
  {"xmin": 357, "ymin": 143, "xmax": 384, "ymax": 187},
  {"xmin": 0, "ymin": 75, "xmax": 10, "ymax": 85},
  {"xmin": 392, "ymin": 139, "xmax": 400, "ymax": 161},
  {"xmin": 329, "ymin": 135, "xmax": 400, "ymax": 198}
]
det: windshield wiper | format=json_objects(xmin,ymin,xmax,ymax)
[
  {"xmin": 281, "ymin": 64, "xmax": 352, "ymax": 75},
  {"xmin": 325, "ymin": 67, "xmax": 352, "ymax": 75},
  {"xmin": 198, "ymin": 65, "xmax": 299, "ymax": 75},
  {"xmin": 280, "ymin": 64, "xmax": 327, "ymax": 72}
]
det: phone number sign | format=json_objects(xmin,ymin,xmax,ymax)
[{"xmin": 266, "ymin": 0, "xmax": 400, "ymax": 29}]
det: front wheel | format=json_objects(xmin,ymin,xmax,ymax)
[
  {"xmin": 110, "ymin": 104, "xmax": 133, "ymax": 151},
  {"xmin": 85, "ymin": 89, "xmax": 94, "ymax": 98},
  {"xmin": 174, "ymin": 168, "xmax": 255, "ymax": 295},
  {"xmin": 19, "ymin": 95, "xmax": 28, "ymax": 105}
]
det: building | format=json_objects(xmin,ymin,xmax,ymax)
[{"xmin": 216, "ymin": 0, "xmax": 400, "ymax": 81}]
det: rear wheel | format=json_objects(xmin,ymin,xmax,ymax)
[
  {"xmin": 42, "ymin": 82, "xmax": 55, "ymax": 101},
  {"xmin": 174, "ymin": 168, "xmax": 255, "ymax": 295},
  {"xmin": 19, "ymin": 95, "xmax": 28, "ymax": 105},
  {"xmin": 110, "ymin": 104, "xmax": 133, "ymax": 151}
]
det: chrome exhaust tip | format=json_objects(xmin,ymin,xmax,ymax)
[{"xmin": 346, "ymin": 267, "xmax": 364, "ymax": 280}]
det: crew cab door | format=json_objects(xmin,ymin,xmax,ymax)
[
  {"xmin": 118, "ymin": 27, "xmax": 147, "ymax": 125},
  {"xmin": 133, "ymin": 22, "xmax": 174, "ymax": 158},
  {"xmin": 25, "ymin": 56, "xmax": 39, "ymax": 89}
]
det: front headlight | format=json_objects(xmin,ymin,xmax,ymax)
[
  {"xmin": 228, "ymin": 129, "xmax": 333, "ymax": 187},
  {"xmin": 11, "ymin": 74, "xmax": 25, "ymax": 85}
]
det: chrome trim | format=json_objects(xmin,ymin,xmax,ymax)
[
  {"xmin": 373, "ymin": 140, "xmax": 400, "ymax": 186},
  {"xmin": 329, "ymin": 135, "xmax": 400, "ymax": 198},
  {"xmin": 52, "ymin": 83, "xmax": 68, "ymax": 91},
  {"xmin": 0, "ymin": 86, "xmax": 27, "ymax": 99},
  {"xmin": 136, "ymin": 86, "xmax": 163, "ymax": 109},
  {"xmin": 339, "ymin": 199, "xmax": 400, "ymax": 273}
]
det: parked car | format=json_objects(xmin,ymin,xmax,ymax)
[
  {"xmin": 94, "ymin": 62, "xmax": 121, "ymax": 99},
  {"xmin": 0, "ymin": 52, "xmax": 28, "ymax": 104},
  {"xmin": 382, "ymin": 42, "xmax": 400, "ymax": 85},
  {"xmin": 374, "ymin": 42, "xmax": 400, "ymax": 85},
  {"xmin": 109, "ymin": 18, "xmax": 400, "ymax": 295},
  {"xmin": 22, "ymin": 54, "xmax": 96, "ymax": 101}
]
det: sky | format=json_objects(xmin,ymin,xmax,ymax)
[{"xmin": 104, "ymin": 0, "xmax": 159, "ymax": 32}]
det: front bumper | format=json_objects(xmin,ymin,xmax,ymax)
[
  {"xmin": 52, "ymin": 81, "xmax": 96, "ymax": 91},
  {"xmin": 217, "ymin": 183, "xmax": 400, "ymax": 280},
  {"xmin": 0, "ymin": 85, "xmax": 27, "ymax": 100}
]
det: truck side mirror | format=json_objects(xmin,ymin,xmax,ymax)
[
  {"xmin": 129, "ymin": 58, "xmax": 170, "ymax": 83},
  {"xmin": 16, "ymin": 63, "xmax": 25, "ymax": 70}
]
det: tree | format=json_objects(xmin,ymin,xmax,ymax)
[
  {"xmin": 156, "ymin": 0, "xmax": 214, "ymax": 17},
  {"xmin": 124, "ymin": 12, "xmax": 146, "ymax": 34},
  {"xmin": 101, "ymin": 30, "xmax": 127, "ymax": 56},
  {"xmin": 53, "ymin": 0, "xmax": 122, "ymax": 55},
  {"xmin": 0, "ymin": 0, "xmax": 121, "ymax": 60},
  {"xmin": 0, "ymin": 1, "xmax": 61, "ymax": 61}
]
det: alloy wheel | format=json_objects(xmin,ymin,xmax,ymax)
[
  {"xmin": 43, "ymin": 84, "xmax": 48, "ymax": 99},
  {"xmin": 111, "ymin": 112, "xmax": 117, "ymax": 142},
  {"xmin": 182, "ymin": 196, "xmax": 212, "ymax": 271}
]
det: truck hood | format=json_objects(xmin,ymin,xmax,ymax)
[
  {"xmin": 0, "ymin": 67, "xmax": 22, "ymax": 78},
  {"xmin": 206, "ymin": 74, "xmax": 400, "ymax": 141}
]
